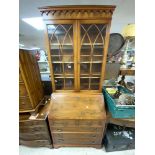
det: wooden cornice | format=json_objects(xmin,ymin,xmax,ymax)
[{"xmin": 39, "ymin": 5, "xmax": 116, "ymax": 20}]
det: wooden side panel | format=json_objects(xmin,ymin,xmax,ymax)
[
  {"xmin": 19, "ymin": 49, "xmax": 44, "ymax": 111},
  {"xmin": 99, "ymin": 22, "xmax": 112, "ymax": 91}
]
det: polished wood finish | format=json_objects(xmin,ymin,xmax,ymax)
[
  {"xmin": 40, "ymin": 5, "xmax": 115, "ymax": 148},
  {"xmin": 48, "ymin": 93, "xmax": 106, "ymax": 148},
  {"xmin": 19, "ymin": 49, "xmax": 44, "ymax": 112},
  {"xmin": 39, "ymin": 5, "xmax": 116, "ymax": 20},
  {"xmin": 40, "ymin": 5, "xmax": 116, "ymax": 93},
  {"xmin": 19, "ymin": 101, "xmax": 52, "ymax": 147}
]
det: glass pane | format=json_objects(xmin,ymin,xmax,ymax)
[
  {"xmin": 80, "ymin": 63, "xmax": 90, "ymax": 74},
  {"xmin": 81, "ymin": 45, "xmax": 91, "ymax": 55},
  {"xmin": 47, "ymin": 24, "xmax": 74, "ymax": 90},
  {"xmin": 92, "ymin": 63, "xmax": 102, "ymax": 74},
  {"xmin": 90, "ymin": 78, "xmax": 100, "ymax": 90},
  {"xmin": 65, "ymin": 78, "xmax": 74, "ymax": 90},
  {"xmin": 53, "ymin": 63, "xmax": 63, "ymax": 74},
  {"xmin": 55, "ymin": 78, "xmax": 64, "ymax": 90},
  {"xmin": 64, "ymin": 63, "xmax": 74, "ymax": 74},
  {"xmin": 80, "ymin": 56, "xmax": 91, "ymax": 62},
  {"xmin": 80, "ymin": 78, "xmax": 89, "ymax": 90},
  {"xmin": 80, "ymin": 24, "xmax": 106, "ymax": 90},
  {"xmin": 63, "ymin": 55, "xmax": 73, "ymax": 62},
  {"xmin": 92, "ymin": 56, "xmax": 103, "ymax": 62}
]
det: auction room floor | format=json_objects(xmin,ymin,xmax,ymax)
[{"xmin": 19, "ymin": 145, "xmax": 135, "ymax": 155}]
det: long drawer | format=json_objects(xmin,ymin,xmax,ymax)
[
  {"xmin": 53, "ymin": 138, "xmax": 101, "ymax": 145},
  {"xmin": 19, "ymin": 132, "xmax": 50, "ymax": 141},
  {"xmin": 19, "ymin": 97, "xmax": 32, "ymax": 110},
  {"xmin": 20, "ymin": 120, "xmax": 46, "ymax": 126},
  {"xmin": 19, "ymin": 126, "xmax": 48, "ymax": 133},
  {"xmin": 20, "ymin": 139, "xmax": 50, "ymax": 147},
  {"xmin": 50, "ymin": 120, "xmax": 104, "ymax": 127},
  {"xmin": 51, "ymin": 127, "xmax": 103, "ymax": 133},
  {"xmin": 52, "ymin": 132, "xmax": 102, "ymax": 141}
]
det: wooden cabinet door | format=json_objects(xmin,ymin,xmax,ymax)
[
  {"xmin": 45, "ymin": 20, "xmax": 78, "ymax": 92},
  {"xmin": 78, "ymin": 20, "xmax": 111, "ymax": 92}
]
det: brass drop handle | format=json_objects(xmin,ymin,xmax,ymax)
[
  {"xmin": 92, "ymin": 135, "xmax": 97, "ymax": 137},
  {"xmin": 57, "ymin": 134, "xmax": 63, "ymax": 137},
  {"xmin": 92, "ymin": 141, "xmax": 95, "ymax": 144},
  {"xmin": 58, "ymin": 139, "xmax": 64, "ymax": 141},
  {"xmin": 57, "ymin": 129, "xmax": 62, "ymax": 132},
  {"xmin": 93, "ymin": 128, "xmax": 98, "ymax": 131}
]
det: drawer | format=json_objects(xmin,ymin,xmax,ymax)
[
  {"xmin": 19, "ymin": 84, "xmax": 28, "ymax": 96},
  {"xmin": 53, "ymin": 138, "xmax": 101, "ymax": 145},
  {"xmin": 50, "ymin": 120, "xmax": 104, "ymax": 127},
  {"xmin": 51, "ymin": 127, "xmax": 103, "ymax": 133},
  {"xmin": 20, "ymin": 120, "xmax": 46, "ymax": 127},
  {"xmin": 19, "ymin": 139, "xmax": 50, "ymax": 147},
  {"xmin": 52, "ymin": 133, "xmax": 102, "ymax": 141},
  {"xmin": 19, "ymin": 133, "xmax": 50, "ymax": 141},
  {"xmin": 19, "ymin": 124, "xmax": 46, "ymax": 130},
  {"xmin": 19, "ymin": 97, "xmax": 32, "ymax": 110},
  {"xmin": 19, "ymin": 126, "xmax": 48, "ymax": 133}
]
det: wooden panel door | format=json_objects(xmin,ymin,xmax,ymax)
[
  {"xmin": 78, "ymin": 20, "xmax": 111, "ymax": 92},
  {"xmin": 19, "ymin": 50, "xmax": 44, "ymax": 112},
  {"xmin": 45, "ymin": 20, "xmax": 78, "ymax": 92}
]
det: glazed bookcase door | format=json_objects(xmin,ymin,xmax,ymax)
[
  {"xmin": 79, "ymin": 21, "xmax": 108, "ymax": 91},
  {"xmin": 46, "ymin": 21, "xmax": 77, "ymax": 91}
]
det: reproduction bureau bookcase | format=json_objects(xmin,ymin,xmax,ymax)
[
  {"xmin": 19, "ymin": 49, "xmax": 44, "ymax": 113},
  {"xmin": 39, "ymin": 5, "xmax": 116, "ymax": 148}
]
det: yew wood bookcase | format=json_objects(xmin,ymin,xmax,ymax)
[{"xmin": 39, "ymin": 5, "xmax": 116, "ymax": 148}]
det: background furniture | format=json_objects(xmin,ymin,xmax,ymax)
[
  {"xmin": 19, "ymin": 100, "xmax": 52, "ymax": 147},
  {"xmin": 39, "ymin": 5, "xmax": 116, "ymax": 148},
  {"xmin": 19, "ymin": 49, "xmax": 44, "ymax": 113}
]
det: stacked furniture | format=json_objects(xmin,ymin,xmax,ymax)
[
  {"xmin": 19, "ymin": 101, "xmax": 52, "ymax": 147},
  {"xmin": 19, "ymin": 49, "xmax": 52, "ymax": 147},
  {"xmin": 39, "ymin": 5, "xmax": 116, "ymax": 148}
]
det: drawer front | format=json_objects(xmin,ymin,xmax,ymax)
[
  {"xmin": 19, "ymin": 123, "xmax": 46, "ymax": 129},
  {"xmin": 51, "ymin": 127, "xmax": 103, "ymax": 133},
  {"xmin": 20, "ymin": 120, "xmax": 46, "ymax": 126},
  {"xmin": 50, "ymin": 120, "xmax": 104, "ymax": 127},
  {"xmin": 19, "ymin": 97, "xmax": 32, "ymax": 110},
  {"xmin": 19, "ymin": 139, "xmax": 50, "ymax": 147},
  {"xmin": 52, "ymin": 133, "xmax": 102, "ymax": 141},
  {"xmin": 19, "ymin": 133, "xmax": 50, "ymax": 141},
  {"xmin": 53, "ymin": 137, "xmax": 101, "ymax": 145},
  {"xmin": 19, "ymin": 126, "xmax": 48, "ymax": 133},
  {"xmin": 19, "ymin": 84, "xmax": 28, "ymax": 96}
]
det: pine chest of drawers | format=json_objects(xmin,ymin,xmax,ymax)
[
  {"xmin": 48, "ymin": 93, "xmax": 106, "ymax": 148},
  {"xmin": 19, "ymin": 102, "xmax": 52, "ymax": 147}
]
